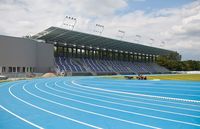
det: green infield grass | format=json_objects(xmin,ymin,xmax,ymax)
[{"xmin": 110, "ymin": 74, "xmax": 200, "ymax": 81}]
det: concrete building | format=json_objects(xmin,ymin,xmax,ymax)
[{"xmin": 0, "ymin": 35, "xmax": 54, "ymax": 74}]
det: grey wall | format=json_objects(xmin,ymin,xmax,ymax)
[
  {"xmin": 36, "ymin": 42, "xmax": 54, "ymax": 73},
  {"xmin": 0, "ymin": 35, "xmax": 37, "ymax": 66},
  {"xmin": 0, "ymin": 35, "xmax": 54, "ymax": 73}
]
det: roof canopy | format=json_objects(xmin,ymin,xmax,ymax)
[{"xmin": 32, "ymin": 26, "xmax": 175, "ymax": 55}]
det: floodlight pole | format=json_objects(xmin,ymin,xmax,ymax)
[
  {"xmin": 160, "ymin": 41, "xmax": 165, "ymax": 47},
  {"xmin": 135, "ymin": 35, "xmax": 141, "ymax": 44},
  {"xmin": 63, "ymin": 16, "xmax": 77, "ymax": 30},
  {"xmin": 72, "ymin": 18, "xmax": 77, "ymax": 30},
  {"xmin": 94, "ymin": 24, "xmax": 104, "ymax": 35},
  {"xmin": 118, "ymin": 30, "xmax": 125, "ymax": 40},
  {"xmin": 150, "ymin": 38, "xmax": 154, "ymax": 46}
]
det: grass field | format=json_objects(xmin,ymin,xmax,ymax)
[{"xmin": 110, "ymin": 74, "xmax": 200, "ymax": 81}]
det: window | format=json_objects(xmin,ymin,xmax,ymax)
[
  {"xmin": 9, "ymin": 67, "xmax": 12, "ymax": 72},
  {"xmin": 17, "ymin": 67, "xmax": 20, "ymax": 72},
  {"xmin": 2, "ymin": 67, "xmax": 6, "ymax": 73},
  {"xmin": 13, "ymin": 67, "xmax": 16, "ymax": 72},
  {"xmin": 23, "ymin": 67, "xmax": 26, "ymax": 72}
]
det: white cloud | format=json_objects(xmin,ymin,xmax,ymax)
[{"xmin": 0, "ymin": 0, "xmax": 199, "ymax": 60}]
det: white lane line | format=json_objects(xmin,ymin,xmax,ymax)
[
  {"xmin": 63, "ymin": 81, "xmax": 200, "ymax": 112},
  {"xmin": 80, "ymin": 81, "xmax": 200, "ymax": 92},
  {"xmin": 113, "ymin": 86, "xmax": 200, "ymax": 97},
  {"xmin": 38, "ymin": 81, "xmax": 200, "ymax": 127},
  {"xmin": 0, "ymin": 105, "xmax": 44, "ymax": 129},
  {"xmin": 89, "ymin": 85, "xmax": 200, "ymax": 92},
  {"xmin": 73, "ymin": 82, "xmax": 200, "ymax": 97},
  {"xmin": 52, "ymin": 82, "xmax": 200, "ymax": 118},
  {"xmin": 63, "ymin": 82, "xmax": 200, "ymax": 108},
  {"xmin": 0, "ymin": 82, "xmax": 44, "ymax": 129},
  {"xmin": 72, "ymin": 80, "xmax": 200, "ymax": 103},
  {"xmin": 25, "ymin": 82, "xmax": 161, "ymax": 129},
  {"xmin": 79, "ymin": 79, "xmax": 200, "ymax": 88},
  {"xmin": 9, "ymin": 84, "xmax": 102, "ymax": 129},
  {"xmin": 110, "ymin": 89, "xmax": 200, "ymax": 97}
]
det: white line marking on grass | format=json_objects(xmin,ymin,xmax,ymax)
[
  {"xmin": 9, "ymin": 84, "xmax": 102, "ymax": 129},
  {"xmin": 0, "ymin": 105, "xmax": 44, "ymax": 129},
  {"xmin": 36, "ymin": 81, "xmax": 200, "ymax": 127},
  {"xmin": 26, "ymin": 82, "xmax": 162, "ymax": 129},
  {"xmin": 72, "ymin": 81, "xmax": 200, "ymax": 103}
]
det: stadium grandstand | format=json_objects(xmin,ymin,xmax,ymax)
[
  {"xmin": 33, "ymin": 26, "xmax": 179, "ymax": 75},
  {"xmin": 0, "ymin": 26, "xmax": 180, "ymax": 76}
]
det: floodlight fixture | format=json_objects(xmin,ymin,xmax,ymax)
[
  {"xmin": 135, "ymin": 34, "xmax": 142, "ymax": 44},
  {"xmin": 149, "ymin": 38, "xmax": 154, "ymax": 46},
  {"xmin": 160, "ymin": 41, "xmax": 165, "ymax": 47},
  {"xmin": 94, "ymin": 23, "xmax": 104, "ymax": 35},
  {"xmin": 62, "ymin": 15, "xmax": 77, "ymax": 30},
  {"xmin": 117, "ymin": 30, "xmax": 125, "ymax": 40}
]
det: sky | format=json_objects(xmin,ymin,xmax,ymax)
[{"xmin": 0, "ymin": 0, "xmax": 200, "ymax": 60}]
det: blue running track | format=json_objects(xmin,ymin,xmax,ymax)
[{"xmin": 0, "ymin": 77, "xmax": 200, "ymax": 129}]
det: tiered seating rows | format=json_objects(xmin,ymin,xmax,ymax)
[{"xmin": 55, "ymin": 57, "xmax": 170, "ymax": 74}]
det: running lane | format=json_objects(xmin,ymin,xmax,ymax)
[{"xmin": 0, "ymin": 77, "xmax": 200, "ymax": 129}]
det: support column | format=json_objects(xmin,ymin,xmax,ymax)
[
  {"xmin": 145, "ymin": 54, "xmax": 147, "ymax": 62},
  {"xmin": 56, "ymin": 43, "xmax": 59, "ymax": 57},
  {"xmin": 71, "ymin": 46, "xmax": 74, "ymax": 57},
  {"xmin": 106, "ymin": 50, "xmax": 109, "ymax": 60},
  {"xmin": 112, "ymin": 51, "xmax": 114, "ymax": 60},
  {"xmin": 155, "ymin": 55, "xmax": 158, "ymax": 62},
  {"xmin": 141, "ymin": 54, "xmax": 144, "ymax": 62},
  {"xmin": 84, "ymin": 47, "xmax": 87, "ymax": 58},
  {"xmin": 128, "ymin": 53, "xmax": 130, "ymax": 61},
  {"xmin": 123, "ymin": 52, "xmax": 126, "ymax": 61},
  {"xmin": 75, "ymin": 46, "xmax": 78, "ymax": 58},
  {"xmin": 137, "ymin": 53, "xmax": 139, "ymax": 62},
  {"xmin": 66, "ymin": 44, "xmax": 69, "ymax": 57},
  {"xmin": 62, "ymin": 46, "xmax": 64, "ymax": 57},
  {"xmin": 151, "ymin": 55, "xmax": 153, "ymax": 62},
  {"xmin": 118, "ymin": 52, "xmax": 120, "ymax": 60},
  {"xmin": 148, "ymin": 54, "xmax": 151, "ymax": 62},
  {"xmin": 92, "ymin": 49, "xmax": 94, "ymax": 59},
  {"xmin": 133, "ymin": 53, "xmax": 136, "ymax": 62},
  {"xmin": 153, "ymin": 55, "xmax": 156, "ymax": 62}
]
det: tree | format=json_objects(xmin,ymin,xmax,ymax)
[{"xmin": 156, "ymin": 53, "xmax": 200, "ymax": 71}]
